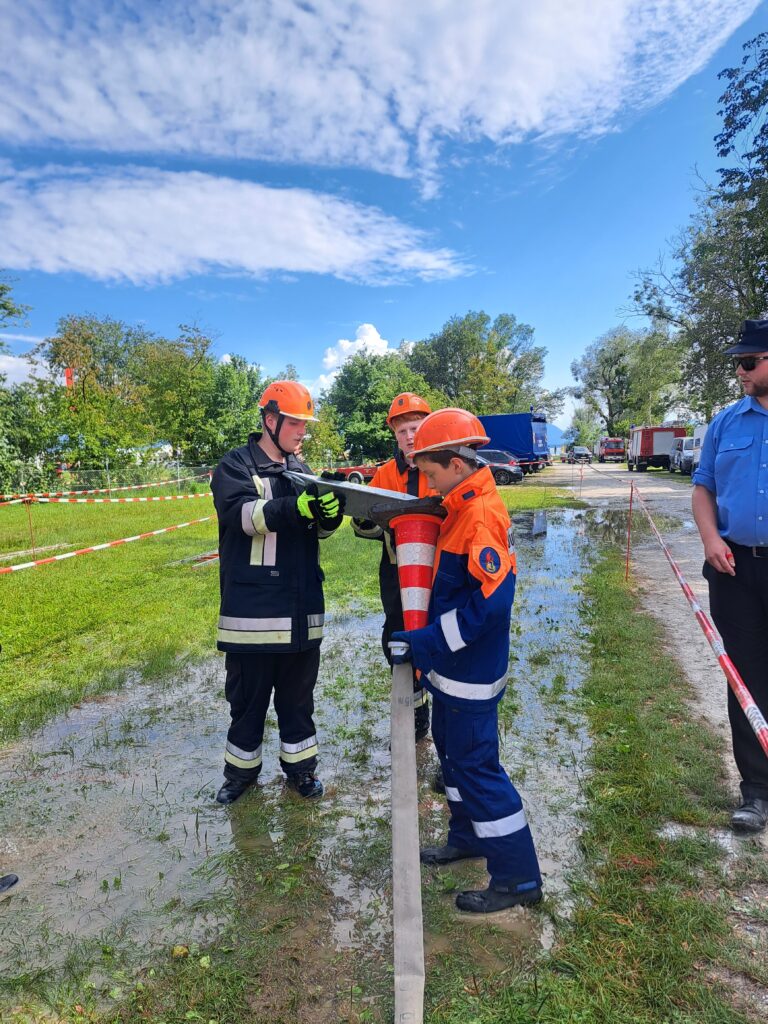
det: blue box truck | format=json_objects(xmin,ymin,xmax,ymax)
[{"xmin": 479, "ymin": 412, "xmax": 549, "ymax": 473}]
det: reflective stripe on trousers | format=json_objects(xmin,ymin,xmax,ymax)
[{"xmin": 431, "ymin": 697, "xmax": 541, "ymax": 891}]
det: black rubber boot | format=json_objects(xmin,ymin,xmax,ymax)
[
  {"xmin": 420, "ymin": 844, "xmax": 483, "ymax": 865},
  {"xmin": 285, "ymin": 771, "xmax": 323, "ymax": 799},
  {"xmin": 431, "ymin": 767, "xmax": 446, "ymax": 794},
  {"xmin": 456, "ymin": 882, "xmax": 543, "ymax": 914},
  {"xmin": 0, "ymin": 874, "xmax": 19, "ymax": 896},
  {"xmin": 414, "ymin": 701, "xmax": 430, "ymax": 742},
  {"xmin": 216, "ymin": 776, "xmax": 259, "ymax": 805},
  {"xmin": 731, "ymin": 798, "xmax": 768, "ymax": 833}
]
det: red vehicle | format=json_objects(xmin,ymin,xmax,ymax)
[
  {"xmin": 627, "ymin": 426, "xmax": 687, "ymax": 472},
  {"xmin": 320, "ymin": 461, "xmax": 377, "ymax": 484},
  {"xmin": 597, "ymin": 437, "xmax": 626, "ymax": 463}
]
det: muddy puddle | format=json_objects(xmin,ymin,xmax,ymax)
[{"xmin": 0, "ymin": 508, "xmax": 601, "ymax": 1016}]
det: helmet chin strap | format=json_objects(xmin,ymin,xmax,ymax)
[{"xmin": 262, "ymin": 409, "xmax": 292, "ymax": 457}]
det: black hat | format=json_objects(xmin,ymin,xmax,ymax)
[{"xmin": 725, "ymin": 318, "xmax": 768, "ymax": 354}]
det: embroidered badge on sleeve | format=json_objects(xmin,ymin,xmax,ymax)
[{"xmin": 479, "ymin": 546, "xmax": 501, "ymax": 574}]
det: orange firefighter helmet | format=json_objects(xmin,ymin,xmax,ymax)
[
  {"xmin": 259, "ymin": 381, "xmax": 318, "ymax": 422},
  {"xmin": 386, "ymin": 392, "xmax": 432, "ymax": 427},
  {"xmin": 411, "ymin": 408, "xmax": 490, "ymax": 458}
]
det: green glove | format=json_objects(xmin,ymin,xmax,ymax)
[
  {"xmin": 296, "ymin": 489, "xmax": 317, "ymax": 520},
  {"xmin": 317, "ymin": 491, "xmax": 341, "ymax": 519}
]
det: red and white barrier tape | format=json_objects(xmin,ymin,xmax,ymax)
[
  {"xmin": 0, "ymin": 472, "xmax": 212, "ymax": 503},
  {"xmin": 0, "ymin": 515, "xmax": 216, "ymax": 575},
  {"xmin": 630, "ymin": 483, "xmax": 768, "ymax": 759},
  {"xmin": 32, "ymin": 492, "xmax": 213, "ymax": 505}
]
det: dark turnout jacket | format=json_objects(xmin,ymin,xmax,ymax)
[{"xmin": 212, "ymin": 434, "xmax": 333, "ymax": 654}]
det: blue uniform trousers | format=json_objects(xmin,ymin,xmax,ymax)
[{"xmin": 431, "ymin": 696, "xmax": 542, "ymax": 892}]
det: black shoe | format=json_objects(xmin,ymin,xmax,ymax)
[
  {"xmin": 731, "ymin": 798, "xmax": 768, "ymax": 833},
  {"xmin": 420, "ymin": 844, "xmax": 483, "ymax": 865},
  {"xmin": 414, "ymin": 705, "xmax": 430, "ymax": 742},
  {"xmin": 456, "ymin": 882, "xmax": 543, "ymax": 914},
  {"xmin": 286, "ymin": 772, "xmax": 323, "ymax": 799},
  {"xmin": 415, "ymin": 722, "xmax": 430, "ymax": 742},
  {"xmin": 431, "ymin": 769, "xmax": 446, "ymax": 795},
  {"xmin": 216, "ymin": 777, "xmax": 258, "ymax": 805},
  {"xmin": 0, "ymin": 874, "xmax": 19, "ymax": 896}
]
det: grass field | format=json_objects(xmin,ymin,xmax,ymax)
[
  {"xmin": 2, "ymin": 478, "xmax": 764, "ymax": 1022},
  {"xmin": 0, "ymin": 478, "xmax": 579, "ymax": 741}
]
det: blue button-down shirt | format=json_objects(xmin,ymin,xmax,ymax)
[{"xmin": 692, "ymin": 396, "xmax": 768, "ymax": 546}]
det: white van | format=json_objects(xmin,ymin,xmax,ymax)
[{"xmin": 691, "ymin": 423, "xmax": 709, "ymax": 470}]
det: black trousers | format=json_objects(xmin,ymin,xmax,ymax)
[
  {"xmin": 704, "ymin": 545, "xmax": 768, "ymax": 800},
  {"xmin": 223, "ymin": 649, "xmax": 320, "ymax": 782}
]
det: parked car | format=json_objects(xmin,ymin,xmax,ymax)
[
  {"xmin": 568, "ymin": 446, "xmax": 593, "ymax": 464},
  {"xmin": 669, "ymin": 436, "xmax": 695, "ymax": 475},
  {"xmin": 319, "ymin": 461, "xmax": 377, "ymax": 484},
  {"xmin": 691, "ymin": 423, "xmax": 709, "ymax": 470},
  {"xmin": 478, "ymin": 449, "xmax": 524, "ymax": 485}
]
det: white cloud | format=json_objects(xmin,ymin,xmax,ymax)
[
  {"xmin": 0, "ymin": 353, "xmax": 36, "ymax": 384},
  {"xmin": 322, "ymin": 323, "xmax": 394, "ymax": 370},
  {"xmin": 0, "ymin": 333, "xmax": 45, "ymax": 345},
  {"xmin": 0, "ymin": 2, "xmax": 758, "ymax": 191},
  {"xmin": 0, "ymin": 164, "xmax": 464, "ymax": 285},
  {"xmin": 306, "ymin": 323, "xmax": 398, "ymax": 394}
]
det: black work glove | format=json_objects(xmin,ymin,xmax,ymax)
[{"xmin": 315, "ymin": 488, "xmax": 346, "ymax": 530}]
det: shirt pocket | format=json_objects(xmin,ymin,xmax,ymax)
[{"xmin": 715, "ymin": 435, "xmax": 753, "ymax": 466}]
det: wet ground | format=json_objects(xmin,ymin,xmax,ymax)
[{"xmin": 0, "ymin": 508, "xmax": 596, "ymax": 1019}]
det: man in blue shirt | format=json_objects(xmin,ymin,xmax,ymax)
[{"xmin": 692, "ymin": 318, "xmax": 768, "ymax": 833}]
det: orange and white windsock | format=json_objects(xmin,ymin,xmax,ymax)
[{"xmin": 390, "ymin": 513, "xmax": 442, "ymax": 631}]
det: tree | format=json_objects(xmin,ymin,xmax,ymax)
[
  {"xmin": 571, "ymin": 328, "xmax": 633, "ymax": 435},
  {"xmin": 633, "ymin": 195, "xmax": 765, "ymax": 418},
  {"xmin": 405, "ymin": 310, "xmax": 566, "ymax": 417},
  {"xmin": 566, "ymin": 405, "xmax": 602, "ymax": 447},
  {"xmin": 323, "ymin": 352, "xmax": 446, "ymax": 461},
  {"xmin": 571, "ymin": 326, "xmax": 681, "ymax": 434},
  {"xmin": 300, "ymin": 402, "xmax": 345, "ymax": 468},
  {"xmin": 0, "ymin": 276, "xmax": 29, "ymax": 331}
]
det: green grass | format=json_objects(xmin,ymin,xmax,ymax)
[
  {"xmin": 0, "ymin": 504, "xmax": 380, "ymax": 742},
  {"xmin": 424, "ymin": 549, "xmax": 762, "ymax": 1024},
  {"xmin": 498, "ymin": 482, "xmax": 585, "ymax": 510},
  {"xmin": 3, "ymin": 500, "xmax": 762, "ymax": 1022}
]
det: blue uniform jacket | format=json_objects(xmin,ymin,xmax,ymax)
[
  {"xmin": 692, "ymin": 396, "xmax": 768, "ymax": 547},
  {"xmin": 405, "ymin": 466, "xmax": 516, "ymax": 710}
]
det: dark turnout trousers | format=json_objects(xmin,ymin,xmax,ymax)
[
  {"xmin": 704, "ymin": 544, "xmax": 768, "ymax": 800},
  {"xmin": 223, "ymin": 649, "xmax": 321, "ymax": 782}
]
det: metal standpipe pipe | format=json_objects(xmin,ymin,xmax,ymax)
[{"xmin": 386, "ymin": 512, "xmax": 443, "ymax": 1024}]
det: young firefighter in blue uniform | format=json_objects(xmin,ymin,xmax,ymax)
[
  {"xmin": 392, "ymin": 407, "xmax": 543, "ymax": 913},
  {"xmin": 211, "ymin": 381, "xmax": 344, "ymax": 805}
]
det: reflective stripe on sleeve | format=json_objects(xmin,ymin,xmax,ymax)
[
  {"xmin": 280, "ymin": 735, "xmax": 319, "ymax": 763},
  {"xmin": 307, "ymin": 613, "xmax": 324, "ymax": 641},
  {"xmin": 440, "ymin": 608, "xmax": 466, "ymax": 652},
  {"xmin": 428, "ymin": 670, "xmax": 506, "ymax": 701},
  {"xmin": 471, "ymin": 808, "xmax": 528, "ymax": 838},
  {"xmin": 224, "ymin": 741, "xmax": 263, "ymax": 770},
  {"xmin": 445, "ymin": 786, "xmax": 462, "ymax": 802}
]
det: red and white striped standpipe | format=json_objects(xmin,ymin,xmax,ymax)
[
  {"xmin": 387, "ymin": 511, "xmax": 442, "ymax": 1024},
  {"xmin": 631, "ymin": 484, "xmax": 768, "ymax": 759}
]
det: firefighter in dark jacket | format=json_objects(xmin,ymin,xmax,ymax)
[
  {"xmin": 212, "ymin": 381, "xmax": 344, "ymax": 805},
  {"xmin": 351, "ymin": 392, "xmax": 436, "ymax": 739}
]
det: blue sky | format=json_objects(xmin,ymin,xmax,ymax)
[{"xmin": 1, "ymin": 0, "xmax": 766, "ymax": 427}]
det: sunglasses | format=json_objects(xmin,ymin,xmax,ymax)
[{"xmin": 732, "ymin": 355, "xmax": 768, "ymax": 371}]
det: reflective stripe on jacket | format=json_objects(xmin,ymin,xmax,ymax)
[
  {"xmin": 406, "ymin": 466, "xmax": 516, "ymax": 709},
  {"xmin": 212, "ymin": 433, "xmax": 331, "ymax": 653}
]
